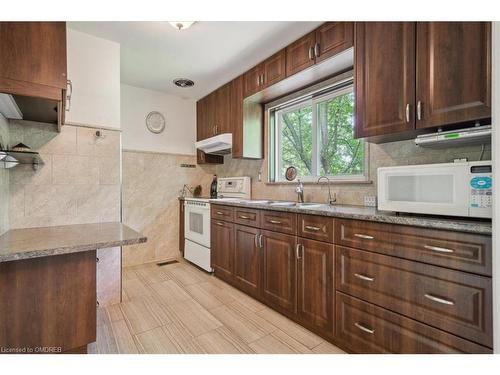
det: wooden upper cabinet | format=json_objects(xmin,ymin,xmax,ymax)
[
  {"xmin": 0, "ymin": 22, "xmax": 67, "ymax": 95},
  {"xmin": 243, "ymin": 64, "xmax": 262, "ymax": 98},
  {"xmin": 286, "ymin": 31, "xmax": 316, "ymax": 77},
  {"xmin": 315, "ymin": 22, "xmax": 354, "ymax": 63},
  {"xmin": 262, "ymin": 49, "xmax": 286, "ymax": 87},
  {"xmin": 355, "ymin": 22, "xmax": 416, "ymax": 138},
  {"xmin": 230, "ymin": 75, "xmax": 244, "ymax": 158},
  {"xmin": 214, "ymin": 82, "xmax": 231, "ymax": 134},
  {"xmin": 416, "ymin": 22, "xmax": 491, "ymax": 129}
]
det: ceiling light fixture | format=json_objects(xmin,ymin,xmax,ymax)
[{"xmin": 168, "ymin": 22, "xmax": 195, "ymax": 31}]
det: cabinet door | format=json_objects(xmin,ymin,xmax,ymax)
[
  {"xmin": 261, "ymin": 230, "xmax": 297, "ymax": 313},
  {"xmin": 196, "ymin": 97, "xmax": 208, "ymax": 141},
  {"xmin": 0, "ymin": 22, "xmax": 67, "ymax": 92},
  {"xmin": 315, "ymin": 22, "xmax": 354, "ymax": 63},
  {"xmin": 211, "ymin": 220, "xmax": 234, "ymax": 280},
  {"xmin": 416, "ymin": 22, "xmax": 491, "ymax": 129},
  {"xmin": 215, "ymin": 82, "xmax": 232, "ymax": 134},
  {"xmin": 243, "ymin": 65, "xmax": 262, "ymax": 98},
  {"xmin": 297, "ymin": 238, "xmax": 334, "ymax": 333},
  {"xmin": 234, "ymin": 225, "xmax": 261, "ymax": 298},
  {"xmin": 230, "ymin": 76, "xmax": 244, "ymax": 158},
  {"xmin": 355, "ymin": 22, "xmax": 416, "ymax": 138},
  {"xmin": 262, "ymin": 49, "xmax": 286, "ymax": 88},
  {"xmin": 286, "ymin": 32, "xmax": 316, "ymax": 77},
  {"xmin": 179, "ymin": 201, "xmax": 185, "ymax": 255}
]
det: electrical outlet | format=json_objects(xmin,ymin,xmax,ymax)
[{"xmin": 364, "ymin": 195, "xmax": 377, "ymax": 207}]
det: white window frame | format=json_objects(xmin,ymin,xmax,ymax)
[{"xmin": 271, "ymin": 83, "xmax": 369, "ymax": 183}]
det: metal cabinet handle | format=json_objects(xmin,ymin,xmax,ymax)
[
  {"xmin": 259, "ymin": 234, "xmax": 264, "ymax": 248},
  {"xmin": 256, "ymin": 74, "xmax": 260, "ymax": 87},
  {"xmin": 424, "ymin": 294, "xmax": 455, "ymax": 306},
  {"xmin": 354, "ymin": 273, "xmax": 375, "ymax": 282},
  {"xmin": 305, "ymin": 225, "xmax": 321, "ymax": 232},
  {"xmin": 354, "ymin": 322, "xmax": 374, "ymax": 334},
  {"xmin": 314, "ymin": 43, "xmax": 320, "ymax": 58},
  {"xmin": 239, "ymin": 215, "xmax": 250, "ymax": 219},
  {"xmin": 417, "ymin": 101, "xmax": 422, "ymax": 120},
  {"xmin": 216, "ymin": 211, "xmax": 224, "ymax": 215},
  {"xmin": 268, "ymin": 219, "xmax": 282, "ymax": 224},
  {"xmin": 66, "ymin": 79, "xmax": 73, "ymax": 112},
  {"xmin": 354, "ymin": 233, "xmax": 374, "ymax": 240},
  {"xmin": 424, "ymin": 245, "xmax": 454, "ymax": 254},
  {"xmin": 296, "ymin": 243, "xmax": 301, "ymax": 259},
  {"xmin": 308, "ymin": 46, "xmax": 314, "ymax": 60},
  {"xmin": 255, "ymin": 234, "xmax": 259, "ymax": 248},
  {"xmin": 261, "ymin": 74, "xmax": 265, "ymax": 86},
  {"xmin": 405, "ymin": 103, "xmax": 410, "ymax": 123},
  {"xmin": 216, "ymin": 222, "xmax": 224, "ymax": 226}
]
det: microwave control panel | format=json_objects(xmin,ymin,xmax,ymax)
[{"xmin": 469, "ymin": 164, "xmax": 492, "ymax": 218}]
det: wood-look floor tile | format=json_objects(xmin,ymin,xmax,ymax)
[
  {"xmin": 167, "ymin": 299, "xmax": 223, "ymax": 337},
  {"xmin": 122, "ymin": 268, "xmax": 139, "ymax": 281},
  {"xmin": 122, "ymin": 278, "xmax": 153, "ymax": 300},
  {"xmin": 135, "ymin": 327, "xmax": 182, "ymax": 354},
  {"xmin": 95, "ymin": 320, "xmax": 119, "ymax": 354},
  {"xmin": 162, "ymin": 322, "xmax": 204, "ymax": 354},
  {"xmin": 184, "ymin": 283, "xmax": 226, "ymax": 310},
  {"xmin": 228, "ymin": 301, "xmax": 276, "ymax": 333},
  {"xmin": 164, "ymin": 266, "xmax": 205, "ymax": 286},
  {"xmin": 111, "ymin": 320, "xmax": 139, "ymax": 354},
  {"xmin": 209, "ymin": 305, "xmax": 272, "ymax": 344},
  {"xmin": 141, "ymin": 295, "xmax": 173, "ymax": 326},
  {"xmin": 256, "ymin": 308, "xmax": 323, "ymax": 349},
  {"xmin": 312, "ymin": 341, "xmax": 346, "ymax": 354},
  {"xmin": 197, "ymin": 281, "xmax": 235, "ymax": 305},
  {"xmin": 221, "ymin": 285, "xmax": 268, "ymax": 313},
  {"xmin": 149, "ymin": 279, "xmax": 192, "ymax": 306},
  {"xmin": 269, "ymin": 329, "xmax": 314, "ymax": 353},
  {"xmin": 120, "ymin": 299, "xmax": 161, "ymax": 334},
  {"xmin": 194, "ymin": 326, "xmax": 255, "ymax": 354},
  {"xmin": 134, "ymin": 265, "xmax": 170, "ymax": 285},
  {"xmin": 106, "ymin": 303, "xmax": 124, "ymax": 322}
]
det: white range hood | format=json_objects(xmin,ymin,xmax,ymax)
[{"xmin": 195, "ymin": 133, "xmax": 232, "ymax": 155}]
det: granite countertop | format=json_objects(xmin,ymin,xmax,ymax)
[
  {"xmin": 207, "ymin": 199, "xmax": 492, "ymax": 235},
  {"xmin": 0, "ymin": 222, "xmax": 147, "ymax": 263}
]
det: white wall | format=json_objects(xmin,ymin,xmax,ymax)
[
  {"xmin": 492, "ymin": 21, "xmax": 499, "ymax": 353},
  {"xmin": 66, "ymin": 28, "xmax": 121, "ymax": 129},
  {"xmin": 121, "ymin": 84, "xmax": 196, "ymax": 155}
]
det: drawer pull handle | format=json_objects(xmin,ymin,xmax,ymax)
[
  {"xmin": 216, "ymin": 222, "xmax": 224, "ymax": 226},
  {"xmin": 305, "ymin": 225, "xmax": 321, "ymax": 231},
  {"xmin": 239, "ymin": 215, "xmax": 251, "ymax": 219},
  {"xmin": 424, "ymin": 294, "xmax": 455, "ymax": 306},
  {"xmin": 424, "ymin": 245, "xmax": 454, "ymax": 254},
  {"xmin": 354, "ymin": 233, "xmax": 374, "ymax": 240},
  {"xmin": 216, "ymin": 211, "xmax": 224, "ymax": 215},
  {"xmin": 354, "ymin": 273, "xmax": 375, "ymax": 282},
  {"xmin": 268, "ymin": 219, "xmax": 282, "ymax": 224},
  {"xmin": 354, "ymin": 322, "xmax": 374, "ymax": 334}
]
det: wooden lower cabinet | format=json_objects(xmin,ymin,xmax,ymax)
[
  {"xmin": 233, "ymin": 225, "xmax": 261, "ymax": 298},
  {"xmin": 336, "ymin": 292, "xmax": 492, "ymax": 354},
  {"xmin": 297, "ymin": 238, "xmax": 334, "ymax": 334},
  {"xmin": 261, "ymin": 230, "xmax": 297, "ymax": 313},
  {"xmin": 210, "ymin": 220, "xmax": 234, "ymax": 281}
]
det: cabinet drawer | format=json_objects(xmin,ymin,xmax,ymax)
[
  {"xmin": 335, "ymin": 246, "xmax": 493, "ymax": 347},
  {"xmin": 298, "ymin": 214, "xmax": 334, "ymax": 243},
  {"xmin": 336, "ymin": 292, "xmax": 492, "ymax": 354},
  {"xmin": 335, "ymin": 219, "xmax": 492, "ymax": 276},
  {"xmin": 234, "ymin": 207, "xmax": 261, "ymax": 228},
  {"xmin": 211, "ymin": 205, "xmax": 234, "ymax": 222},
  {"xmin": 261, "ymin": 210, "xmax": 297, "ymax": 235}
]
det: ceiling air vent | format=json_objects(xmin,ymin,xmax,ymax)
[{"xmin": 173, "ymin": 78, "xmax": 195, "ymax": 88}]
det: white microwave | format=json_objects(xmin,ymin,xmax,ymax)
[{"xmin": 377, "ymin": 161, "xmax": 492, "ymax": 218}]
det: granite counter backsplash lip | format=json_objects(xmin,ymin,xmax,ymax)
[
  {"xmin": 0, "ymin": 222, "xmax": 147, "ymax": 263},
  {"xmin": 208, "ymin": 199, "xmax": 492, "ymax": 235}
]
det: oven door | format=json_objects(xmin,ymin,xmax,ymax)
[
  {"xmin": 377, "ymin": 163, "xmax": 469, "ymax": 217},
  {"xmin": 184, "ymin": 201, "xmax": 211, "ymax": 248}
]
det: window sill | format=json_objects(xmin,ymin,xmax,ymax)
[{"xmin": 265, "ymin": 179, "xmax": 373, "ymax": 186}]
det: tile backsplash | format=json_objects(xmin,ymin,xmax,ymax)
[
  {"xmin": 216, "ymin": 139, "xmax": 491, "ymax": 205},
  {"xmin": 7, "ymin": 120, "xmax": 121, "ymax": 229}
]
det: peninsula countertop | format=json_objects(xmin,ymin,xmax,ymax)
[
  {"xmin": 203, "ymin": 198, "xmax": 492, "ymax": 235},
  {"xmin": 0, "ymin": 222, "xmax": 147, "ymax": 263}
]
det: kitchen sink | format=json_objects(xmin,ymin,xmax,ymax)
[{"xmin": 267, "ymin": 201, "xmax": 323, "ymax": 209}]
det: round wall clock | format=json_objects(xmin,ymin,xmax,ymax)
[{"xmin": 145, "ymin": 111, "xmax": 166, "ymax": 134}]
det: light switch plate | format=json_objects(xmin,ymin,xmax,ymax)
[{"xmin": 364, "ymin": 195, "xmax": 377, "ymax": 207}]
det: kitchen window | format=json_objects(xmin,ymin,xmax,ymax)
[{"xmin": 269, "ymin": 78, "xmax": 367, "ymax": 182}]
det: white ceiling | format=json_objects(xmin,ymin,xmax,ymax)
[{"xmin": 68, "ymin": 21, "xmax": 322, "ymax": 100}]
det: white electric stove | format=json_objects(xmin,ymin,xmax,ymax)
[{"xmin": 183, "ymin": 176, "xmax": 251, "ymax": 272}]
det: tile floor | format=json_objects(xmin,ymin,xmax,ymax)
[{"xmin": 88, "ymin": 259, "xmax": 345, "ymax": 354}]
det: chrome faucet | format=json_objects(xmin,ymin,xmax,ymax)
[
  {"xmin": 317, "ymin": 176, "xmax": 337, "ymax": 205},
  {"xmin": 295, "ymin": 179, "xmax": 304, "ymax": 203}
]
